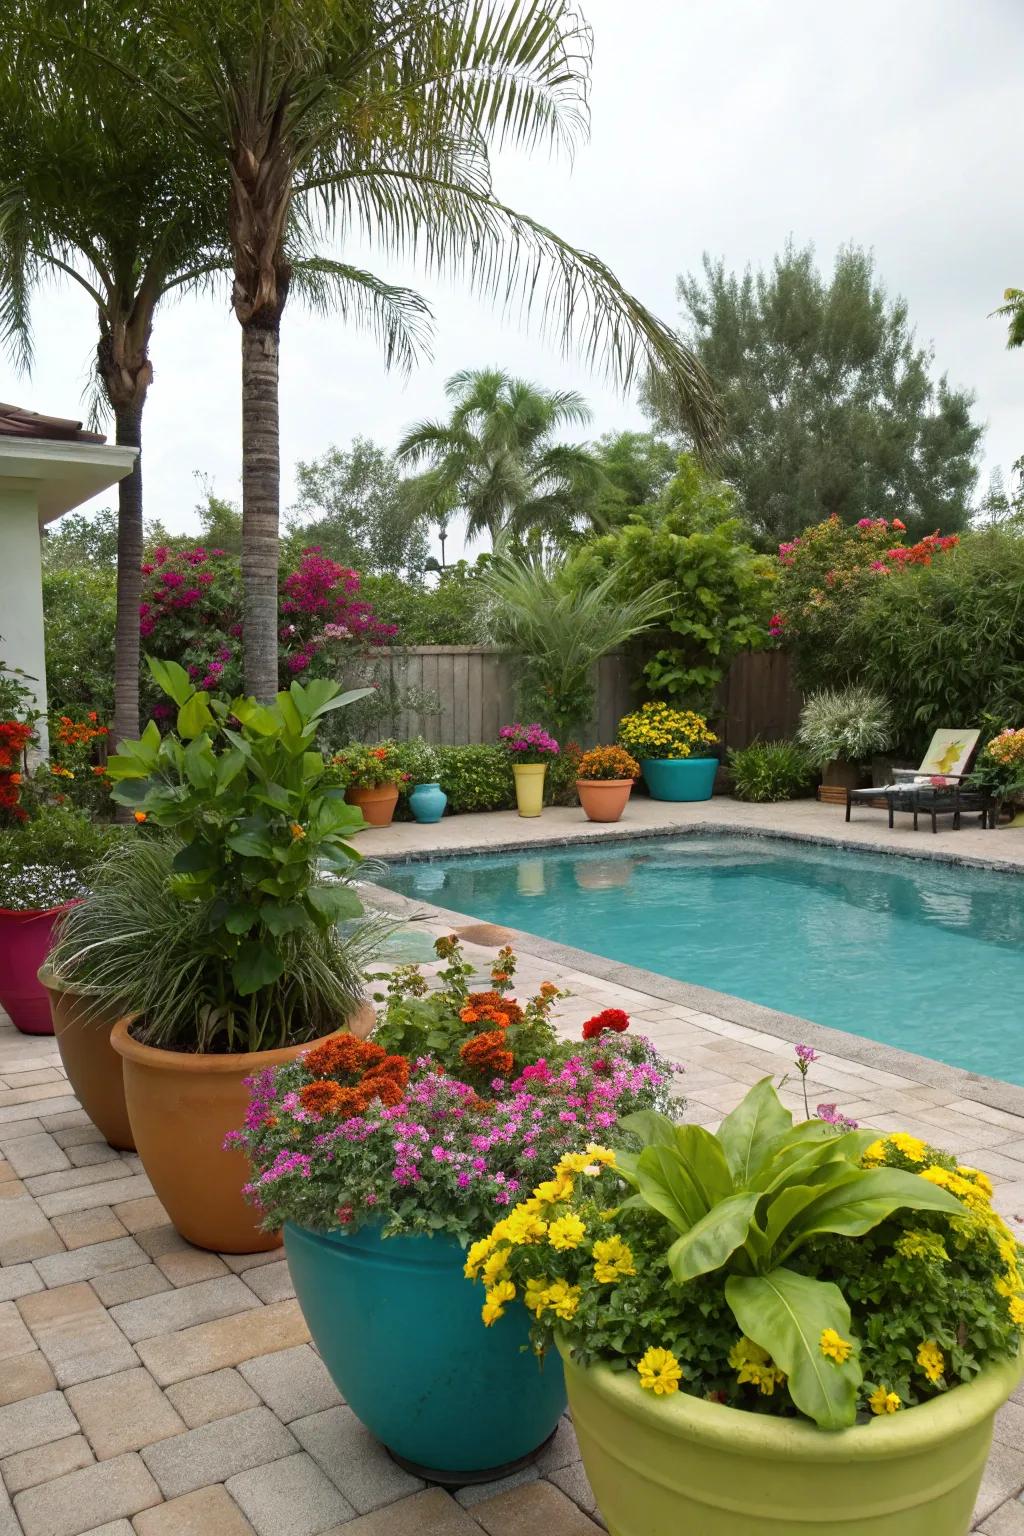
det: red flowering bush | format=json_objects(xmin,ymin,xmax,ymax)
[
  {"xmin": 581, "ymin": 1008, "xmax": 631, "ymax": 1041},
  {"xmin": 0, "ymin": 721, "xmax": 33, "ymax": 826}
]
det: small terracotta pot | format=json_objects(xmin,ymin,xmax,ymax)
[
  {"xmin": 346, "ymin": 783, "xmax": 400, "ymax": 827},
  {"xmin": 111, "ymin": 1002, "xmax": 375, "ymax": 1254},
  {"xmin": 576, "ymin": 778, "xmax": 634, "ymax": 823},
  {"xmin": 39, "ymin": 967, "xmax": 134, "ymax": 1150}
]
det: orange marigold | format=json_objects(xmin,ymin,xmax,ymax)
[
  {"xmin": 299, "ymin": 1081, "xmax": 352, "ymax": 1117},
  {"xmin": 304, "ymin": 1034, "xmax": 384, "ymax": 1079},
  {"xmin": 459, "ymin": 1031, "xmax": 515, "ymax": 1079}
]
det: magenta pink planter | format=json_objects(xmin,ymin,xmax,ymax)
[{"xmin": 0, "ymin": 904, "xmax": 77, "ymax": 1034}]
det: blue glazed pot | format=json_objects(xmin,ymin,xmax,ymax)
[
  {"xmin": 409, "ymin": 781, "xmax": 447, "ymax": 824},
  {"xmin": 284, "ymin": 1222, "xmax": 567, "ymax": 1480},
  {"xmin": 641, "ymin": 756, "xmax": 718, "ymax": 802}
]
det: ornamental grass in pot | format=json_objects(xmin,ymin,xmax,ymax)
[
  {"xmin": 73, "ymin": 660, "xmax": 388, "ymax": 1253},
  {"xmin": 797, "ymin": 686, "xmax": 895, "ymax": 792},
  {"xmin": 575, "ymin": 745, "xmax": 641, "ymax": 823},
  {"xmin": 466, "ymin": 1073, "xmax": 1023, "ymax": 1535},
  {"xmin": 230, "ymin": 938, "xmax": 682, "ymax": 1480}
]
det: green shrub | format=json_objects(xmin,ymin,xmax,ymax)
[
  {"xmin": 797, "ymin": 686, "xmax": 895, "ymax": 769},
  {"xmin": 726, "ymin": 740, "xmax": 815, "ymax": 802},
  {"xmin": 360, "ymin": 563, "xmax": 487, "ymax": 645},
  {"xmin": 435, "ymin": 744, "xmax": 515, "ymax": 813}
]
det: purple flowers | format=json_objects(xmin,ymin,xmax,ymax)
[
  {"xmin": 817, "ymin": 1103, "xmax": 859, "ymax": 1131},
  {"xmin": 499, "ymin": 723, "xmax": 560, "ymax": 762},
  {"xmin": 794, "ymin": 1044, "xmax": 817, "ymax": 1069}
]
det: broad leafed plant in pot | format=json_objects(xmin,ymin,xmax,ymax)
[
  {"xmin": 575, "ymin": 744, "xmax": 641, "ymax": 823},
  {"xmin": 230, "ymin": 938, "xmax": 681, "ymax": 1480},
  {"xmin": 617, "ymin": 703, "xmax": 719, "ymax": 802},
  {"xmin": 329, "ymin": 740, "xmax": 406, "ymax": 827},
  {"xmin": 91, "ymin": 658, "xmax": 384, "ymax": 1253},
  {"xmin": 467, "ymin": 1076, "xmax": 1023, "ymax": 1536},
  {"xmin": 499, "ymin": 723, "xmax": 559, "ymax": 817}
]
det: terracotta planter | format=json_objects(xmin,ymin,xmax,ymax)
[
  {"xmin": 39, "ymin": 967, "xmax": 134, "ymax": 1150},
  {"xmin": 111, "ymin": 1002, "xmax": 375, "ymax": 1254},
  {"xmin": 0, "ymin": 902, "xmax": 79, "ymax": 1034},
  {"xmin": 576, "ymin": 778, "xmax": 634, "ymax": 823},
  {"xmin": 345, "ymin": 783, "xmax": 400, "ymax": 827}
]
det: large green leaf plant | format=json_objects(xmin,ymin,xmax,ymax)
[
  {"xmin": 615, "ymin": 1081, "xmax": 964, "ymax": 1428},
  {"xmin": 106, "ymin": 658, "xmax": 371, "ymax": 1003}
]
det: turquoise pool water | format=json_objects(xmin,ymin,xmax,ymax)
[{"xmin": 384, "ymin": 836, "xmax": 1024, "ymax": 1085}]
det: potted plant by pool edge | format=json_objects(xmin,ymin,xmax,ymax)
[
  {"xmin": 967, "ymin": 728, "xmax": 1024, "ymax": 827},
  {"xmin": 330, "ymin": 741, "xmax": 404, "ymax": 827},
  {"xmin": 38, "ymin": 964, "xmax": 134, "ymax": 1148},
  {"xmin": 617, "ymin": 703, "xmax": 719, "ymax": 802},
  {"xmin": 230, "ymin": 940, "xmax": 681, "ymax": 1477},
  {"xmin": 395, "ymin": 738, "xmax": 447, "ymax": 824},
  {"xmin": 466, "ymin": 1078, "xmax": 1024, "ymax": 1536},
  {"xmin": 85, "ymin": 661, "xmax": 383, "ymax": 1253},
  {"xmin": 499, "ymin": 723, "xmax": 559, "ymax": 817},
  {"xmin": 796, "ymin": 685, "xmax": 895, "ymax": 794},
  {"xmin": 575, "ymin": 744, "xmax": 641, "ymax": 823}
]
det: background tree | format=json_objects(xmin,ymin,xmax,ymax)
[
  {"xmin": 647, "ymin": 243, "xmax": 982, "ymax": 547},
  {"xmin": 398, "ymin": 368, "xmax": 606, "ymax": 548},
  {"xmin": 992, "ymin": 287, "xmax": 1024, "ymax": 349},
  {"xmin": 89, "ymin": 0, "xmax": 720, "ymax": 701},
  {"xmin": 286, "ymin": 437, "xmax": 428, "ymax": 576},
  {"xmin": 41, "ymin": 509, "xmax": 119, "ymax": 571},
  {"xmin": 590, "ymin": 430, "xmax": 678, "ymax": 528}
]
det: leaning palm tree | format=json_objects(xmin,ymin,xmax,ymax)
[
  {"xmin": 397, "ymin": 367, "xmax": 606, "ymax": 548},
  {"xmin": 78, "ymin": 0, "xmax": 721, "ymax": 701}
]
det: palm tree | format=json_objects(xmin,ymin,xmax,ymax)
[
  {"xmin": 397, "ymin": 367, "xmax": 606, "ymax": 548},
  {"xmin": 993, "ymin": 287, "xmax": 1024, "ymax": 348},
  {"xmin": 78, "ymin": 0, "xmax": 721, "ymax": 701},
  {"xmin": 0, "ymin": 15, "xmax": 227, "ymax": 745}
]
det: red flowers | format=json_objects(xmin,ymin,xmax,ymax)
[{"xmin": 581, "ymin": 1008, "xmax": 631, "ymax": 1041}]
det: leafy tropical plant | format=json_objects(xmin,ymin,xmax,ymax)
[
  {"xmin": 796, "ymin": 686, "xmax": 894, "ymax": 770},
  {"xmin": 482, "ymin": 551, "xmax": 669, "ymax": 738},
  {"xmin": 726, "ymin": 740, "xmax": 815, "ymax": 802}
]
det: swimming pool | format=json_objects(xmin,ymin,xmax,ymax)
[{"xmin": 384, "ymin": 836, "xmax": 1024, "ymax": 1084}]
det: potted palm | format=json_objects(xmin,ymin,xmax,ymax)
[
  {"xmin": 468, "ymin": 1078, "xmax": 1023, "ymax": 1535},
  {"xmin": 499, "ymin": 723, "xmax": 559, "ymax": 817},
  {"xmin": 575, "ymin": 744, "xmax": 641, "ymax": 822},
  {"xmin": 231, "ymin": 939, "xmax": 680, "ymax": 1481},
  {"xmin": 797, "ymin": 686, "xmax": 895, "ymax": 792},
  {"xmin": 617, "ymin": 703, "xmax": 719, "ymax": 801},
  {"xmin": 330, "ymin": 741, "xmax": 404, "ymax": 827},
  {"xmin": 86, "ymin": 659, "xmax": 384, "ymax": 1253}
]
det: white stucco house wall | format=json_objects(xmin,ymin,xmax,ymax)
[{"xmin": 0, "ymin": 404, "xmax": 137, "ymax": 754}]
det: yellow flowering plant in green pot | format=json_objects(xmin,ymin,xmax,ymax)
[{"xmin": 466, "ymin": 1078, "xmax": 1024, "ymax": 1535}]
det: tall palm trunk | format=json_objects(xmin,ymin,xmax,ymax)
[
  {"xmin": 240, "ymin": 317, "xmax": 281, "ymax": 701},
  {"xmin": 112, "ymin": 401, "xmax": 144, "ymax": 747}
]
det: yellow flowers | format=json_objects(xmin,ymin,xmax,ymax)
[
  {"xmin": 818, "ymin": 1329, "xmax": 853, "ymax": 1365},
  {"xmin": 636, "ymin": 1347, "xmax": 683, "ymax": 1396},
  {"xmin": 481, "ymin": 1249, "xmax": 510, "ymax": 1287},
  {"xmin": 916, "ymin": 1340, "xmax": 945, "ymax": 1384},
  {"xmin": 728, "ymin": 1337, "xmax": 786, "ymax": 1396},
  {"xmin": 918, "ymin": 1165, "xmax": 990, "ymax": 1213},
  {"xmin": 617, "ymin": 703, "xmax": 717, "ymax": 762},
  {"xmin": 503, "ymin": 1207, "xmax": 548, "ymax": 1245},
  {"xmin": 531, "ymin": 1174, "xmax": 574, "ymax": 1205},
  {"xmin": 868, "ymin": 1385, "xmax": 902, "ymax": 1415},
  {"xmin": 887, "ymin": 1133, "xmax": 928, "ymax": 1164},
  {"xmin": 1009, "ymin": 1296, "xmax": 1024, "ymax": 1327},
  {"xmin": 289, "ymin": 822, "xmax": 306, "ymax": 840},
  {"xmin": 541, "ymin": 1279, "xmax": 581, "ymax": 1320},
  {"xmin": 463, "ymin": 1237, "xmax": 493, "ymax": 1279},
  {"xmin": 862, "ymin": 1139, "xmax": 886, "ymax": 1167},
  {"xmin": 548, "ymin": 1214, "xmax": 587, "ymax": 1251},
  {"xmin": 592, "ymin": 1235, "xmax": 636, "ymax": 1283},
  {"xmin": 555, "ymin": 1146, "xmax": 615, "ymax": 1177},
  {"xmin": 481, "ymin": 1280, "xmax": 516, "ymax": 1327},
  {"xmin": 523, "ymin": 1277, "xmax": 553, "ymax": 1317}
]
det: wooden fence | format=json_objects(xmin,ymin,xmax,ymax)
[{"xmin": 354, "ymin": 646, "xmax": 802, "ymax": 751}]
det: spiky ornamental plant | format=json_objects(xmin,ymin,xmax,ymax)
[{"xmin": 796, "ymin": 686, "xmax": 895, "ymax": 770}]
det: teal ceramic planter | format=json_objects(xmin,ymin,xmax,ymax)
[
  {"xmin": 284, "ymin": 1221, "xmax": 567, "ymax": 1481},
  {"xmin": 409, "ymin": 781, "xmax": 447, "ymax": 823},
  {"xmin": 641, "ymin": 756, "xmax": 718, "ymax": 801}
]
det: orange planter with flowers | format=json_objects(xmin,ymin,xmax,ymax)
[
  {"xmin": 332, "ymin": 743, "xmax": 404, "ymax": 828},
  {"xmin": 575, "ymin": 744, "xmax": 641, "ymax": 823}
]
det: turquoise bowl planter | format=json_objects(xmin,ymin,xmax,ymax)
[
  {"xmin": 409, "ymin": 781, "xmax": 447, "ymax": 823},
  {"xmin": 284, "ymin": 1222, "xmax": 567, "ymax": 1482},
  {"xmin": 641, "ymin": 756, "xmax": 718, "ymax": 801}
]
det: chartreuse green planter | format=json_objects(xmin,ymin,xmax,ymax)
[
  {"xmin": 640, "ymin": 756, "xmax": 717, "ymax": 801},
  {"xmin": 559, "ymin": 1341, "xmax": 1023, "ymax": 1536},
  {"xmin": 285, "ymin": 1222, "xmax": 567, "ymax": 1482}
]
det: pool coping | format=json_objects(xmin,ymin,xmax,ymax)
[{"xmin": 363, "ymin": 824, "xmax": 1024, "ymax": 1121}]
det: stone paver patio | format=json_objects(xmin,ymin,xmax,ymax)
[{"xmin": 2, "ymin": 799, "xmax": 1023, "ymax": 1534}]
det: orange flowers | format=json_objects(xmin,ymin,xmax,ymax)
[
  {"xmin": 460, "ymin": 1031, "xmax": 515, "ymax": 1079},
  {"xmin": 458, "ymin": 990, "xmax": 524, "ymax": 1030},
  {"xmin": 299, "ymin": 1033, "xmax": 410, "ymax": 1118},
  {"xmin": 133, "ymin": 811, "xmax": 148, "ymax": 823}
]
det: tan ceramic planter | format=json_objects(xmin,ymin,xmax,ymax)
[
  {"xmin": 576, "ymin": 778, "xmax": 634, "ymax": 823},
  {"xmin": 345, "ymin": 783, "xmax": 400, "ymax": 827},
  {"xmin": 111, "ymin": 1002, "xmax": 375, "ymax": 1254},
  {"xmin": 39, "ymin": 966, "xmax": 134, "ymax": 1150}
]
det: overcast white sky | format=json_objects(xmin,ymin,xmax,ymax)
[{"xmin": 3, "ymin": 0, "xmax": 1022, "ymax": 558}]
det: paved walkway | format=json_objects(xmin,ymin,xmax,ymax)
[{"xmin": 2, "ymin": 800, "xmax": 1023, "ymax": 1534}]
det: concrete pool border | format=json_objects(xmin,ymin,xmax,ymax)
[{"xmin": 364, "ymin": 822, "xmax": 1024, "ymax": 1121}]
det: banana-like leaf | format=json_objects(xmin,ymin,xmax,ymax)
[
  {"xmin": 751, "ymin": 1127, "xmax": 877, "ymax": 1195},
  {"xmin": 717, "ymin": 1077, "xmax": 793, "ymax": 1182},
  {"xmin": 618, "ymin": 1109, "xmax": 678, "ymax": 1149},
  {"xmin": 629, "ymin": 1147, "xmax": 703, "ymax": 1234},
  {"xmin": 667, "ymin": 1191, "xmax": 760, "ymax": 1283},
  {"xmin": 672, "ymin": 1125, "xmax": 735, "ymax": 1207},
  {"xmin": 726, "ymin": 1268, "xmax": 862, "ymax": 1429},
  {"xmin": 777, "ymin": 1167, "xmax": 966, "ymax": 1260}
]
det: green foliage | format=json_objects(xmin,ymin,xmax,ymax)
[
  {"xmin": 392, "ymin": 737, "xmax": 440, "ymax": 787},
  {"xmin": 992, "ymin": 286, "xmax": 1024, "ymax": 350},
  {"xmin": 481, "ymin": 550, "xmax": 669, "ymax": 737},
  {"xmin": 359, "ymin": 564, "xmax": 487, "ymax": 645},
  {"xmin": 0, "ymin": 807, "xmax": 125, "ymax": 911},
  {"xmin": 590, "ymin": 431, "xmax": 677, "ymax": 528},
  {"xmin": 570, "ymin": 456, "xmax": 775, "ymax": 707},
  {"xmin": 102, "ymin": 662, "xmax": 376, "ymax": 1050},
  {"xmin": 41, "ymin": 566, "xmax": 117, "ymax": 718},
  {"xmin": 650, "ymin": 243, "xmax": 982, "ymax": 544},
  {"xmin": 434, "ymin": 744, "xmax": 514, "ymax": 813},
  {"xmin": 327, "ymin": 741, "xmax": 404, "ymax": 790},
  {"xmin": 796, "ymin": 687, "xmax": 895, "ymax": 770},
  {"xmin": 41, "ymin": 510, "xmax": 119, "ymax": 570},
  {"xmin": 726, "ymin": 740, "xmax": 815, "ymax": 802},
  {"xmin": 286, "ymin": 438, "xmax": 429, "ymax": 578}
]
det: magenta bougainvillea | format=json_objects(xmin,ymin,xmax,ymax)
[{"xmin": 139, "ymin": 545, "xmax": 396, "ymax": 716}]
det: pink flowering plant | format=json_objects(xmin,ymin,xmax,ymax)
[{"xmin": 498, "ymin": 723, "xmax": 559, "ymax": 763}]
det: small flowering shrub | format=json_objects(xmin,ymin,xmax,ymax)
[
  {"xmin": 969, "ymin": 728, "xmax": 1024, "ymax": 806},
  {"xmin": 617, "ymin": 703, "xmax": 717, "ymax": 761},
  {"xmin": 467, "ymin": 1077, "xmax": 1022, "ymax": 1430},
  {"xmin": 0, "ymin": 720, "xmax": 34, "ymax": 826},
  {"xmin": 498, "ymin": 723, "xmax": 559, "ymax": 764},
  {"xmin": 327, "ymin": 741, "xmax": 406, "ymax": 791},
  {"xmin": 0, "ymin": 807, "xmax": 123, "ymax": 911},
  {"xmin": 576, "ymin": 745, "xmax": 640, "ymax": 782}
]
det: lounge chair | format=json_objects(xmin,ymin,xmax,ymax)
[{"xmin": 845, "ymin": 729, "xmax": 994, "ymax": 832}]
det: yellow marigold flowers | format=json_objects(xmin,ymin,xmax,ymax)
[
  {"xmin": 463, "ymin": 1237, "xmax": 493, "ymax": 1279},
  {"xmin": 886, "ymin": 1132, "xmax": 928, "ymax": 1164},
  {"xmin": 916, "ymin": 1340, "xmax": 945, "ymax": 1384},
  {"xmin": 819, "ymin": 1329, "xmax": 854, "ymax": 1365},
  {"xmin": 862, "ymin": 1139, "xmax": 886, "ymax": 1167},
  {"xmin": 548, "ymin": 1214, "xmax": 587, "ymax": 1251},
  {"xmin": 868, "ymin": 1385, "xmax": 902, "ymax": 1415},
  {"xmin": 555, "ymin": 1152, "xmax": 594, "ymax": 1175},
  {"xmin": 592, "ymin": 1235, "xmax": 637, "ymax": 1283},
  {"xmin": 503, "ymin": 1207, "xmax": 548, "ymax": 1245},
  {"xmin": 531, "ymin": 1175, "xmax": 574, "ymax": 1205},
  {"xmin": 636, "ymin": 1347, "xmax": 683, "ymax": 1396},
  {"xmin": 895, "ymin": 1230, "xmax": 949, "ymax": 1263},
  {"xmin": 584, "ymin": 1144, "xmax": 617, "ymax": 1167},
  {"xmin": 481, "ymin": 1279, "xmax": 515, "ymax": 1326},
  {"xmin": 523, "ymin": 1278, "xmax": 552, "ymax": 1316},
  {"xmin": 543, "ymin": 1279, "xmax": 581, "ymax": 1320},
  {"xmin": 728, "ymin": 1337, "xmax": 786, "ymax": 1396},
  {"xmin": 957, "ymin": 1166, "xmax": 994, "ymax": 1200}
]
